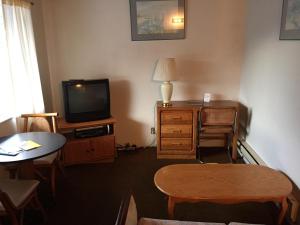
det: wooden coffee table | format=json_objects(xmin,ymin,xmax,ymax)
[{"xmin": 154, "ymin": 164, "xmax": 292, "ymax": 224}]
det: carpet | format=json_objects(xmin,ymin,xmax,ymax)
[{"xmin": 21, "ymin": 147, "xmax": 280, "ymax": 225}]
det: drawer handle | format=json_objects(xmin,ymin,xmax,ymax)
[
  {"xmin": 173, "ymin": 130, "xmax": 182, "ymax": 134},
  {"xmin": 172, "ymin": 117, "xmax": 182, "ymax": 120},
  {"xmin": 171, "ymin": 143, "xmax": 183, "ymax": 146}
]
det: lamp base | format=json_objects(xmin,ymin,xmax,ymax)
[
  {"xmin": 162, "ymin": 102, "xmax": 172, "ymax": 107},
  {"xmin": 161, "ymin": 81, "xmax": 173, "ymax": 107}
]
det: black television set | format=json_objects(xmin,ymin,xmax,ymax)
[{"xmin": 62, "ymin": 79, "xmax": 111, "ymax": 123}]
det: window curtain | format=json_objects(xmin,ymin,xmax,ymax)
[{"xmin": 0, "ymin": 0, "xmax": 44, "ymax": 121}]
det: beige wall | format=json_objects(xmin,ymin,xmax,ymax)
[
  {"xmin": 40, "ymin": 0, "xmax": 245, "ymax": 146},
  {"xmin": 240, "ymin": 0, "xmax": 300, "ymax": 187}
]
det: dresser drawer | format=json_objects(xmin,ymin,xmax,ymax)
[
  {"xmin": 161, "ymin": 111, "xmax": 193, "ymax": 124},
  {"xmin": 161, "ymin": 138, "xmax": 192, "ymax": 150},
  {"xmin": 161, "ymin": 125, "xmax": 192, "ymax": 138}
]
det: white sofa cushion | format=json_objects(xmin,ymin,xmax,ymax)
[
  {"xmin": 229, "ymin": 223, "xmax": 264, "ymax": 225},
  {"xmin": 125, "ymin": 196, "xmax": 138, "ymax": 225},
  {"xmin": 139, "ymin": 218, "xmax": 226, "ymax": 225}
]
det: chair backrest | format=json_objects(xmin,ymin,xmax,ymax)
[{"xmin": 21, "ymin": 113, "xmax": 58, "ymax": 133}]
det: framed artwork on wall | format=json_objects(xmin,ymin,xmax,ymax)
[
  {"xmin": 280, "ymin": 0, "xmax": 300, "ymax": 40},
  {"xmin": 129, "ymin": 0, "xmax": 185, "ymax": 41}
]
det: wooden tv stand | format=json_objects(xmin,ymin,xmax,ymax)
[{"xmin": 58, "ymin": 117, "xmax": 116, "ymax": 166}]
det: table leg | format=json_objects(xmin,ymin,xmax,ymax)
[
  {"xmin": 168, "ymin": 197, "xmax": 175, "ymax": 219},
  {"xmin": 18, "ymin": 161, "xmax": 35, "ymax": 179},
  {"xmin": 278, "ymin": 198, "xmax": 288, "ymax": 225},
  {"xmin": 231, "ymin": 134, "xmax": 238, "ymax": 161}
]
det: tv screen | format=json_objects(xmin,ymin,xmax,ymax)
[{"xmin": 62, "ymin": 79, "xmax": 111, "ymax": 123}]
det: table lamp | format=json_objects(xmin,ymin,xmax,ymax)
[{"xmin": 153, "ymin": 58, "xmax": 177, "ymax": 107}]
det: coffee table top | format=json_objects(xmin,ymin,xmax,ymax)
[{"xmin": 154, "ymin": 164, "xmax": 292, "ymax": 202}]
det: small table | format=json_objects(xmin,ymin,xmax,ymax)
[
  {"xmin": 0, "ymin": 132, "xmax": 66, "ymax": 178},
  {"xmin": 154, "ymin": 164, "xmax": 292, "ymax": 224}
]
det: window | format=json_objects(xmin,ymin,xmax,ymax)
[
  {"xmin": 0, "ymin": 0, "xmax": 44, "ymax": 123},
  {"xmin": 0, "ymin": 3, "xmax": 14, "ymax": 122}
]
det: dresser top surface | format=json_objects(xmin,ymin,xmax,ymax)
[{"xmin": 157, "ymin": 100, "xmax": 239, "ymax": 109}]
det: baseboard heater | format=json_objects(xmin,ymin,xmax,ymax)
[
  {"xmin": 237, "ymin": 139, "xmax": 299, "ymax": 224},
  {"xmin": 237, "ymin": 140, "xmax": 267, "ymax": 166}
]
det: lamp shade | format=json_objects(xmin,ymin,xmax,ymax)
[{"xmin": 153, "ymin": 58, "xmax": 177, "ymax": 81}]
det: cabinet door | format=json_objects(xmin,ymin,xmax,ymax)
[
  {"xmin": 90, "ymin": 135, "xmax": 115, "ymax": 160},
  {"xmin": 63, "ymin": 139, "xmax": 91, "ymax": 165}
]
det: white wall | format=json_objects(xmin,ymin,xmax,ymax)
[
  {"xmin": 240, "ymin": 0, "xmax": 300, "ymax": 187},
  {"xmin": 41, "ymin": 0, "xmax": 245, "ymax": 146}
]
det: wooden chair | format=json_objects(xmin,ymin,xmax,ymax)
[
  {"xmin": 0, "ymin": 179, "xmax": 46, "ymax": 225},
  {"xmin": 21, "ymin": 113, "xmax": 63, "ymax": 197},
  {"xmin": 198, "ymin": 107, "xmax": 237, "ymax": 161}
]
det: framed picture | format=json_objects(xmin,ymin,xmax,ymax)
[
  {"xmin": 129, "ymin": 0, "xmax": 185, "ymax": 41},
  {"xmin": 280, "ymin": 0, "xmax": 300, "ymax": 40}
]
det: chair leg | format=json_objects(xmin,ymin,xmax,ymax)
[
  {"xmin": 34, "ymin": 170, "xmax": 47, "ymax": 181},
  {"xmin": 0, "ymin": 192, "xmax": 20, "ymax": 225},
  {"xmin": 57, "ymin": 160, "xmax": 66, "ymax": 177},
  {"xmin": 196, "ymin": 146, "xmax": 204, "ymax": 164},
  {"xmin": 226, "ymin": 134, "xmax": 234, "ymax": 163},
  {"xmin": 32, "ymin": 193, "xmax": 47, "ymax": 222},
  {"xmin": 35, "ymin": 163, "xmax": 58, "ymax": 197},
  {"xmin": 19, "ymin": 209, "xmax": 24, "ymax": 225},
  {"xmin": 6, "ymin": 165, "xmax": 18, "ymax": 179},
  {"xmin": 50, "ymin": 165, "xmax": 56, "ymax": 198},
  {"xmin": 9, "ymin": 211, "xmax": 19, "ymax": 225},
  {"xmin": 0, "ymin": 217, "xmax": 8, "ymax": 225}
]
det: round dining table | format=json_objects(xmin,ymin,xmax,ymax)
[{"xmin": 0, "ymin": 132, "xmax": 66, "ymax": 178}]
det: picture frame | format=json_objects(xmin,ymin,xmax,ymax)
[
  {"xmin": 129, "ymin": 0, "xmax": 185, "ymax": 41},
  {"xmin": 280, "ymin": 0, "xmax": 300, "ymax": 40}
]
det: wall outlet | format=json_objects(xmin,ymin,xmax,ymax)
[{"xmin": 151, "ymin": 127, "xmax": 156, "ymax": 134}]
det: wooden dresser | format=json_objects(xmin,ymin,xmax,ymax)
[
  {"xmin": 156, "ymin": 101, "xmax": 239, "ymax": 160},
  {"xmin": 157, "ymin": 102, "xmax": 198, "ymax": 159}
]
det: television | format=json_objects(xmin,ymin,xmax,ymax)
[{"xmin": 62, "ymin": 79, "xmax": 111, "ymax": 123}]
